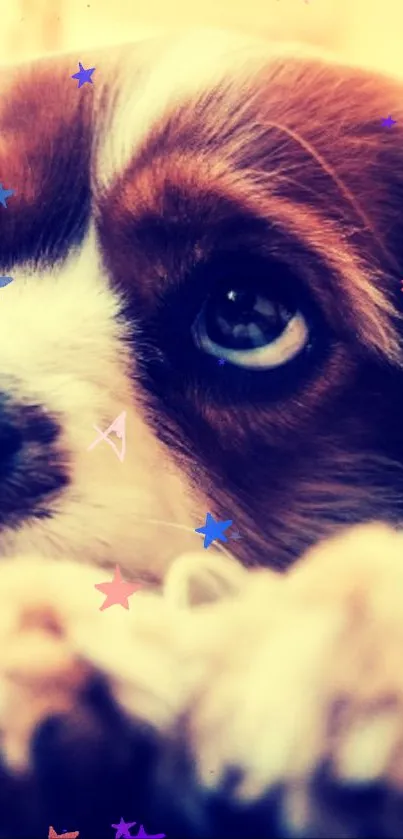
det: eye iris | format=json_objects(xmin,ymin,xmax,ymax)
[{"xmin": 204, "ymin": 286, "xmax": 295, "ymax": 351}]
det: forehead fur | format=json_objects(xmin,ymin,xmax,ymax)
[{"xmin": 94, "ymin": 39, "xmax": 403, "ymax": 365}]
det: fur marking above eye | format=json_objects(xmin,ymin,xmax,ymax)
[
  {"xmin": 94, "ymin": 565, "xmax": 143, "ymax": 611},
  {"xmin": 71, "ymin": 62, "xmax": 95, "ymax": 88},
  {"xmin": 0, "ymin": 184, "xmax": 14, "ymax": 208},
  {"xmin": 195, "ymin": 512, "xmax": 233, "ymax": 549}
]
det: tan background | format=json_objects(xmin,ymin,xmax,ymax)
[{"xmin": 2, "ymin": 0, "xmax": 403, "ymax": 78}]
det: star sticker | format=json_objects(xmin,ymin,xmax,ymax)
[
  {"xmin": 195, "ymin": 512, "xmax": 233, "ymax": 549},
  {"xmin": 0, "ymin": 277, "xmax": 13, "ymax": 288},
  {"xmin": 381, "ymin": 115, "xmax": 397, "ymax": 127},
  {"xmin": 71, "ymin": 62, "xmax": 95, "ymax": 88},
  {"xmin": 48, "ymin": 828, "xmax": 79, "ymax": 839},
  {"xmin": 95, "ymin": 565, "xmax": 143, "ymax": 611},
  {"xmin": 134, "ymin": 827, "xmax": 166, "ymax": 838},
  {"xmin": 87, "ymin": 410, "xmax": 126, "ymax": 462},
  {"xmin": 0, "ymin": 184, "xmax": 14, "ymax": 208},
  {"xmin": 218, "ymin": 358, "xmax": 226, "ymax": 365},
  {"xmin": 111, "ymin": 817, "xmax": 137, "ymax": 838}
]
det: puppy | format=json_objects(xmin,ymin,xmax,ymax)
[{"xmin": 0, "ymin": 29, "xmax": 402, "ymax": 838}]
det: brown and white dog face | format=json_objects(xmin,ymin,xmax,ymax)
[{"xmin": 0, "ymin": 30, "xmax": 403, "ymax": 579}]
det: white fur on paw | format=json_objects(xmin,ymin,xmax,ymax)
[
  {"xmin": 0, "ymin": 555, "xmax": 183, "ymax": 770},
  {"xmin": 180, "ymin": 523, "xmax": 403, "ymax": 819}
]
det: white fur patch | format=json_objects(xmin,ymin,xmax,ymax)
[
  {"xmin": 0, "ymin": 226, "xmax": 208, "ymax": 578},
  {"xmin": 95, "ymin": 29, "xmax": 269, "ymax": 194}
]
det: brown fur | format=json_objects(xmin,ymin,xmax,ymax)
[
  {"xmin": 0, "ymin": 36, "xmax": 403, "ymax": 838},
  {"xmin": 96, "ymin": 51, "xmax": 403, "ymax": 569}
]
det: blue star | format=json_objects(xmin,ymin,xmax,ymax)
[
  {"xmin": 218, "ymin": 358, "xmax": 226, "ymax": 365},
  {"xmin": 195, "ymin": 512, "xmax": 233, "ymax": 549},
  {"xmin": 0, "ymin": 184, "xmax": 14, "ymax": 208},
  {"xmin": 381, "ymin": 115, "xmax": 397, "ymax": 127},
  {"xmin": 111, "ymin": 818, "xmax": 136, "ymax": 838},
  {"xmin": 134, "ymin": 826, "xmax": 166, "ymax": 838},
  {"xmin": 71, "ymin": 62, "xmax": 95, "ymax": 88},
  {"xmin": 0, "ymin": 277, "xmax": 13, "ymax": 288}
]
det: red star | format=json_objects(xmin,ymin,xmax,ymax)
[
  {"xmin": 48, "ymin": 828, "xmax": 79, "ymax": 839},
  {"xmin": 95, "ymin": 565, "xmax": 143, "ymax": 611}
]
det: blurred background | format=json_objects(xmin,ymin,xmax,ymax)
[{"xmin": 2, "ymin": 0, "xmax": 403, "ymax": 79}]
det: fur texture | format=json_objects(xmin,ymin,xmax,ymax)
[{"xmin": 0, "ymin": 30, "xmax": 403, "ymax": 838}]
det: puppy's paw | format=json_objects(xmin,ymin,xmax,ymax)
[
  {"xmin": 172, "ymin": 524, "xmax": 403, "ymax": 837},
  {"xmin": 0, "ymin": 557, "xmax": 180, "ymax": 837}
]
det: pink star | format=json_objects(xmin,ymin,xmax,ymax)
[{"xmin": 95, "ymin": 565, "xmax": 143, "ymax": 611}]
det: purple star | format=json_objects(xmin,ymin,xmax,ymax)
[
  {"xmin": 218, "ymin": 358, "xmax": 226, "ymax": 365},
  {"xmin": 381, "ymin": 115, "xmax": 397, "ymax": 128},
  {"xmin": 134, "ymin": 826, "xmax": 166, "ymax": 838},
  {"xmin": 111, "ymin": 817, "xmax": 136, "ymax": 838},
  {"xmin": 71, "ymin": 62, "xmax": 95, "ymax": 88}
]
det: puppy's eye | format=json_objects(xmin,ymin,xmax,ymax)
[{"xmin": 192, "ymin": 283, "xmax": 309, "ymax": 369}]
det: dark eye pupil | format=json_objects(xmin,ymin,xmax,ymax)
[
  {"xmin": 224, "ymin": 288, "xmax": 256, "ymax": 316},
  {"xmin": 204, "ymin": 285, "xmax": 295, "ymax": 351}
]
